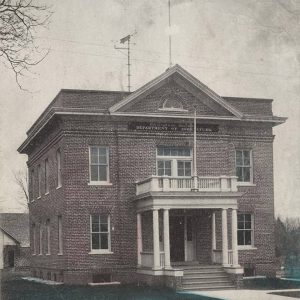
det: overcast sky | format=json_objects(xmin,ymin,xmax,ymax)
[{"xmin": 0, "ymin": 0, "xmax": 299, "ymax": 218}]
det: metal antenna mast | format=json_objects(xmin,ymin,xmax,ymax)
[
  {"xmin": 168, "ymin": 0, "xmax": 172, "ymax": 67},
  {"xmin": 114, "ymin": 32, "xmax": 136, "ymax": 92}
]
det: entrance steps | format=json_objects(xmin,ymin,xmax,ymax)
[{"xmin": 181, "ymin": 265, "xmax": 235, "ymax": 291}]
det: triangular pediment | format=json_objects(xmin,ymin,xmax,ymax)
[{"xmin": 109, "ymin": 64, "xmax": 243, "ymax": 119}]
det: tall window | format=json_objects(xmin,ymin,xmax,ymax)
[
  {"xmin": 156, "ymin": 147, "xmax": 192, "ymax": 177},
  {"xmin": 58, "ymin": 216, "xmax": 63, "ymax": 254},
  {"xmin": 238, "ymin": 213, "xmax": 254, "ymax": 246},
  {"xmin": 39, "ymin": 225, "xmax": 43, "ymax": 255},
  {"xmin": 45, "ymin": 158, "xmax": 49, "ymax": 194},
  {"xmin": 32, "ymin": 223, "xmax": 36, "ymax": 255},
  {"xmin": 31, "ymin": 169, "xmax": 35, "ymax": 201},
  {"xmin": 56, "ymin": 149, "xmax": 62, "ymax": 188},
  {"xmin": 236, "ymin": 150, "xmax": 252, "ymax": 182},
  {"xmin": 89, "ymin": 147, "xmax": 109, "ymax": 183},
  {"xmin": 46, "ymin": 219, "xmax": 50, "ymax": 255},
  {"xmin": 37, "ymin": 165, "xmax": 41, "ymax": 198},
  {"xmin": 90, "ymin": 215, "xmax": 111, "ymax": 252}
]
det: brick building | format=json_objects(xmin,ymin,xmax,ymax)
[{"xmin": 18, "ymin": 65, "xmax": 286, "ymax": 289}]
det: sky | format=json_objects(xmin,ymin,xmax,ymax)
[{"xmin": 0, "ymin": 0, "xmax": 299, "ymax": 217}]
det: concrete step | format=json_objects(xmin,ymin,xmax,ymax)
[
  {"xmin": 182, "ymin": 285, "xmax": 236, "ymax": 291},
  {"xmin": 182, "ymin": 280, "xmax": 232, "ymax": 286},
  {"xmin": 183, "ymin": 275, "xmax": 229, "ymax": 282},
  {"xmin": 183, "ymin": 269, "xmax": 225, "ymax": 275}
]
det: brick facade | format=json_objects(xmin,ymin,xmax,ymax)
[{"xmin": 18, "ymin": 65, "xmax": 285, "ymax": 287}]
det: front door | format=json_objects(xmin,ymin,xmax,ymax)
[{"xmin": 170, "ymin": 216, "xmax": 185, "ymax": 262}]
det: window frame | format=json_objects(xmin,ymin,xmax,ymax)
[
  {"xmin": 56, "ymin": 149, "xmax": 62, "ymax": 188},
  {"xmin": 156, "ymin": 147, "xmax": 192, "ymax": 177},
  {"xmin": 89, "ymin": 214, "xmax": 112, "ymax": 254},
  {"xmin": 39, "ymin": 225, "xmax": 43, "ymax": 255},
  {"xmin": 237, "ymin": 213, "xmax": 255, "ymax": 249},
  {"xmin": 235, "ymin": 149, "xmax": 253, "ymax": 185},
  {"xmin": 46, "ymin": 219, "xmax": 51, "ymax": 255},
  {"xmin": 58, "ymin": 216, "xmax": 63, "ymax": 255},
  {"xmin": 37, "ymin": 164, "xmax": 41, "ymax": 198},
  {"xmin": 32, "ymin": 223, "xmax": 36, "ymax": 255},
  {"xmin": 45, "ymin": 158, "xmax": 49, "ymax": 194},
  {"xmin": 30, "ymin": 169, "xmax": 35, "ymax": 202},
  {"xmin": 88, "ymin": 146, "xmax": 111, "ymax": 185}
]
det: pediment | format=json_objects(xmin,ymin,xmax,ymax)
[{"xmin": 109, "ymin": 65, "xmax": 243, "ymax": 119}]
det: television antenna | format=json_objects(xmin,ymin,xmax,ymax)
[{"xmin": 114, "ymin": 31, "xmax": 136, "ymax": 92}]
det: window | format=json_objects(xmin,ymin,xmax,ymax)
[
  {"xmin": 45, "ymin": 158, "xmax": 49, "ymax": 194},
  {"xmin": 58, "ymin": 216, "xmax": 63, "ymax": 254},
  {"xmin": 90, "ymin": 215, "xmax": 111, "ymax": 252},
  {"xmin": 156, "ymin": 147, "xmax": 192, "ymax": 177},
  {"xmin": 46, "ymin": 219, "xmax": 50, "ymax": 255},
  {"xmin": 238, "ymin": 213, "xmax": 254, "ymax": 247},
  {"xmin": 31, "ymin": 169, "xmax": 35, "ymax": 201},
  {"xmin": 32, "ymin": 224, "xmax": 36, "ymax": 255},
  {"xmin": 37, "ymin": 165, "xmax": 41, "ymax": 198},
  {"xmin": 56, "ymin": 149, "xmax": 62, "ymax": 188},
  {"xmin": 236, "ymin": 150, "xmax": 252, "ymax": 182},
  {"xmin": 89, "ymin": 147, "xmax": 109, "ymax": 183},
  {"xmin": 39, "ymin": 225, "xmax": 43, "ymax": 255}
]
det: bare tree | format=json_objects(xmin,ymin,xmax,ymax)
[
  {"xmin": 12, "ymin": 168, "xmax": 29, "ymax": 209},
  {"xmin": 0, "ymin": 0, "xmax": 52, "ymax": 89}
]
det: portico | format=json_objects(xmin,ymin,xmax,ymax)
[{"xmin": 134, "ymin": 176, "xmax": 243, "ymax": 278}]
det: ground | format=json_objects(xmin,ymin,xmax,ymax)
[{"xmin": 1, "ymin": 278, "xmax": 218, "ymax": 300}]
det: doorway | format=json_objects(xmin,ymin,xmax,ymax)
[{"xmin": 169, "ymin": 215, "xmax": 195, "ymax": 262}]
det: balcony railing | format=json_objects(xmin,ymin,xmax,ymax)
[{"xmin": 136, "ymin": 175, "xmax": 238, "ymax": 195}]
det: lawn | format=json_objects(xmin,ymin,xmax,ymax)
[
  {"xmin": 1, "ymin": 278, "xmax": 219, "ymax": 300},
  {"xmin": 244, "ymin": 278, "xmax": 300, "ymax": 290}
]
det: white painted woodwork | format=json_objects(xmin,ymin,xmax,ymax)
[
  {"xmin": 231, "ymin": 208, "xmax": 239, "ymax": 266},
  {"xmin": 137, "ymin": 213, "xmax": 142, "ymax": 266},
  {"xmin": 163, "ymin": 209, "xmax": 171, "ymax": 268},
  {"xmin": 152, "ymin": 209, "xmax": 160, "ymax": 269},
  {"xmin": 222, "ymin": 209, "xmax": 229, "ymax": 266},
  {"xmin": 136, "ymin": 176, "xmax": 239, "ymax": 195}
]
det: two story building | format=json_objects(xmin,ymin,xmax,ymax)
[{"xmin": 18, "ymin": 64, "xmax": 286, "ymax": 290}]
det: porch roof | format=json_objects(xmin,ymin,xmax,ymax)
[{"xmin": 133, "ymin": 191, "xmax": 243, "ymax": 212}]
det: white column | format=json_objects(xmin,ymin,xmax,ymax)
[
  {"xmin": 137, "ymin": 213, "xmax": 142, "ymax": 267},
  {"xmin": 222, "ymin": 209, "xmax": 228, "ymax": 266},
  {"xmin": 231, "ymin": 208, "xmax": 239, "ymax": 266},
  {"xmin": 212, "ymin": 212, "xmax": 216, "ymax": 263},
  {"xmin": 152, "ymin": 209, "xmax": 160, "ymax": 269},
  {"xmin": 163, "ymin": 209, "xmax": 171, "ymax": 269}
]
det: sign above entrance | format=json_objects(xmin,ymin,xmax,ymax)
[{"xmin": 128, "ymin": 122, "xmax": 219, "ymax": 133}]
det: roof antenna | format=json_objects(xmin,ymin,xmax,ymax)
[
  {"xmin": 168, "ymin": 0, "xmax": 172, "ymax": 68},
  {"xmin": 114, "ymin": 31, "xmax": 136, "ymax": 92}
]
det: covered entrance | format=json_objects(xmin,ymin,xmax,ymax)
[{"xmin": 169, "ymin": 215, "xmax": 195, "ymax": 263}]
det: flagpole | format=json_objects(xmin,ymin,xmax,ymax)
[{"xmin": 192, "ymin": 109, "xmax": 198, "ymax": 191}]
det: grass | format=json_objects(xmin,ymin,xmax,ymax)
[
  {"xmin": 1, "ymin": 278, "xmax": 219, "ymax": 300},
  {"xmin": 244, "ymin": 278, "xmax": 300, "ymax": 290}
]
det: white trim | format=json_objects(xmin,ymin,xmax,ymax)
[
  {"xmin": 88, "ymin": 182, "xmax": 113, "ymax": 186},
  {"xmin": 236, "ymin": 183, "xmax": 256, "ymax": 187},
  {"xmin": 90, "ymin": 214, "xmax": 111, "ymax": 252},
  {"xmin": 89, "ymin": 146, "xmax": 110, "ymax": 183},
  {"xmin": 88, "ymin": 250, "xmax": 114, "ymax": 255},
  {"xmin": 235, "ymin": 149, "xmax": 253, "ymax": 184},
  {"xmin": 237, "ymin": 213, "xmax": 255, "ymax": 247},
  {"xmin": 108, "ymin": 64, "xmax": 243, "ymax": 118},
  {"xmin": 237, "ymin": 246, "xmax": 257, "ymax": 250}
]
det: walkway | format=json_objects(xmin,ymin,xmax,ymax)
[{"xmin": 184, "ymin": 289, "xmax": 300, "ymax": 300}]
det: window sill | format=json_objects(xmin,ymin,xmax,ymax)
[
  {"xmin": 56, "ymin": 185, "xmax": 62, "ymax": 190},
  {"xmin": 88, "ymin": 182, "xmax": 112, "ymax": 186},
  {"xmin": 89, "ymin": 250, "xmax": 113, "ymax": 255},
  {"xmin": 46, "ymin": 253, "xmax": 51, "ymax": 256},
  {"xmin": 238, "ymin": 246, "xmax": 257, "ymax": 250},
  {"xmin": 57, "ymin": 253, "xmax": 63, "ymax": 256},
  {"xmin": 236, "ymin": 182, "xmax": 256, "ymax": 187},
  {"xmin": 38, "ymin": 254, "xmax": 43, "ymax": 256},
  {"xmin": 37, "ymin": 196, "xmax": 41, "ymax": 200},
  {"xmin": 45, "ymin": 192, "xmax": 49, "ymax": 195}
]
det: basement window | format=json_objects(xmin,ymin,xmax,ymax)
[{"xmin": 92, "ymin": 273, "xmax": 112, "ymax": 283}]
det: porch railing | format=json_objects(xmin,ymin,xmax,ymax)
[
  {"xmin": 212, "ymin": 249, "xmax": 234, "ymax": 265},
  {"xmin": 136, "ymin": 175, "xmax": 238, "ymax": 195},
  {"xmin": 140, "ymin": 251, "xmax": 165, "ymax": 268}
]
